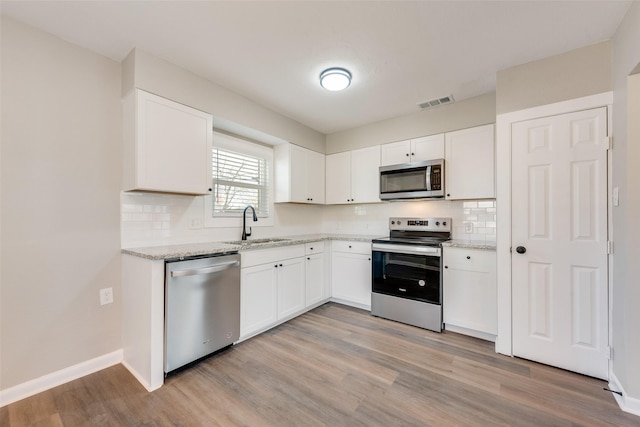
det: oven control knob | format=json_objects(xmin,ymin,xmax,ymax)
[
  {"xmin": 397, "ymin": 220, "xmax": 402, "ymax": 225},
  {"xmin": 391, "ymin": 221, "xmax": 395, "ymax": 225},
  {"xmin": 435, "ymin": 221, "xmax": 440, "ymax": 226},
  {"xmin": 443, "ymin": 221, "xmax": 447, "ymax": 226}
]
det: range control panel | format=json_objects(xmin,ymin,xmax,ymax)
[{"xmin": 389, "ymin": 217, "xmax": 452, "ymax": 232}]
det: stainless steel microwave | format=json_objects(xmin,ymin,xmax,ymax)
[{"xmin": 379, "ymin": 159, "xmax": 445, "ymax": 200}]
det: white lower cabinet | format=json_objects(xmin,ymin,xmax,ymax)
[
  {"xmin": 443, "ymin": 247, "xmax": 497, "ymax": 340},
  {"xmin": 240, "ymin": 240, "xmax": 374, "ymax": 340},
  {"xmin": 276, "ymin": 257, "xmax": 306, "ymax": 319},
  {"xmin": 330, "ymin": 241, "xmax": 372, "ymax": 309},
  {"xmin": 240, "ymin": 245, "xmax": 306, "ymax": 339},
  {"xmin": 305, "ymin": 242, "xmax": 326, "ymax": 307},
  {"xmin": 240, "ymin": 243, "xmax": 329, "ymax": 340},
  {"xmin": 240, "ymin": 263, "xmax": 279, "ymax": 338}
]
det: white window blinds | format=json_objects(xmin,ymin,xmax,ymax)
[{"xmin": 211, "ymin": 133, "xmax": 272, "ymax": 217}]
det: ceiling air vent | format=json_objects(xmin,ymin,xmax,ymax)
[{"xmin": 418, "ymin": 95, "xmax": 455, "ymax": 110}]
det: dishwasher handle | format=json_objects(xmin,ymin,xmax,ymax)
[{"xmin": 170, "ymin": 260, "xmax": 239, "ymax": 278}]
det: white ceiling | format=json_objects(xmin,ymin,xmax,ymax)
[{"xmin": 0, "ymin": 1, "xmax": 632, "ymax": 135}]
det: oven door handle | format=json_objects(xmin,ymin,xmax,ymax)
[{"xmin": 372, "ymin": 243, "xmax": 441, "ymax": 257}]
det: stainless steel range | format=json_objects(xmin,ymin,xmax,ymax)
[{"xmin": 371, "ymin": 217, "xmax": 451, "ymax": 332}]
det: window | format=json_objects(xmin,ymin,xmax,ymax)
[{"xmin": 205, "ymin": 132, "xmax": 273, "ymax": 227}]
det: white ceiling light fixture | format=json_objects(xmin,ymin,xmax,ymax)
[{"xmin": 319, "ymin": 67, "xmax": 352, "ymax": 91}]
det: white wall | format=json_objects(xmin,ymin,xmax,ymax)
[
  {"xmin": 611, "ymin": 0, "xmax": 640, "ymax": 402},
  {"xmin": 122, "ymin": 49, "xmax": 326, "ymax": 153},
  {"xmin": 326, "ymin": 92, "xmax": 495, "ymax": 154},
  {"xmin": 496, "ymin": 41, "xmax": 612, "ymax": 115},
  {"xmin": 1, "ymin": 17, "xmax": 122, "ymax": 389}
]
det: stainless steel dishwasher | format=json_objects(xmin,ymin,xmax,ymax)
[{"xmin": 164, "ymin": 252, "xmax": 240, "ymax": 374}]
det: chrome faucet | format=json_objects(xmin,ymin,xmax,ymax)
[{"xmin": 241, "ymin": 205, "xmax": 258, "ymax": 240}]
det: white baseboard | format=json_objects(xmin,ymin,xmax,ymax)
[
  {"xmin": 609, "ymin": 371, "xmax": 640, "ymax": 416},
  {"xmin": 444, "ymin": 324, "xmax": 497, "ymax": 342},
  {"xmin": 0, "ymin": 349, "xmax": 123, "ymax": 408},
  {"xmin": 120, "ymin": 359, "xmax": 159, "ymax": 392},
  {"xmin": 330, "ymin": 297, "xmax": 371, "ymax": 311}
]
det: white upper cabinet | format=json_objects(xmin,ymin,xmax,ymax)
[
  {"xmin": 381, "ymin": 140, "xmax": 412, "ymax": 165},
  {"xmin": 351, "ymin": 146, "xmax": 381, "ymax": 203},
  {"xmin": 274, "ymin": 143, "xmax": 325, "ymax": 204},
  {"xmin": 325, "ymin": 146, "xmax": 380, "ymax": 204},
  {"xmin": 411, "ymin": 134, "xmax": 445, "ymax": 161},
  {"xmin": 325, "ymin": 152, "xmax": 351, "ymax": 204},
  {"xmin": 123, "ymin": 89, "xmax": 213, "ymax": 195},
  {"xmin": 381, "ymin": 134, "xmax": 444, "ymax": 166},
  {"xmin": 445, "ymin": 124, "xmax": 495, "ymax": 200}
]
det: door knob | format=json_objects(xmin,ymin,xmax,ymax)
[{"xmin": 516, "ymin": 246, "xmax": 527, "ymax": 254}]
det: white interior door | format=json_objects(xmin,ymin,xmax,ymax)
[{"xmin": 511, "ymin": 107, "xmax": 609, "ymax": 379}]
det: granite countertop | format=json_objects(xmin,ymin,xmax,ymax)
[
  {"xmin": 442, "ymin": 239, "xmax": 497, "ymax": 250},
  {"xmin": 122, "ymin": 233, "xmax": 384, "ymax": 260}
]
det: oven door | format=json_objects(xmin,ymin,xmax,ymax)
[{"xmin": 372, "ymin": 243, "xmax": 441, "ymax": 304}]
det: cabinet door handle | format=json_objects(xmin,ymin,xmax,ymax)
[
  {"xmin": 274, "ymin": 264, "xmax": 278, "ymax": 268},
  {"xmin": 279, "ymin": 264, "xmax": 283, "ymax": 267},
  {"xmin": 444, "ymin": 266, "xmax": 448, "ymax": 269},
  {"xmin": 467, "ymin": 256, "xmax": 471, "ymax": 260},
  {"xmin": 307, "ymin": 257, "xmax": 310, "ymax": 260}
]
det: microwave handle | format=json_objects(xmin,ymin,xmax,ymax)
[{"xmin": 426, "ymin": 165, "xmax": 432, "ymax": 190}]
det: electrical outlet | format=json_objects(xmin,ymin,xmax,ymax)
[
  {"xmin": 464, "ymin": 222, "xmax": 474, "ymax": 233},
  {"xmin": 100, "ymin": 287, "xmax": 113, "ymax": 305},
  {"xmin": 189, "ymin": 217, "xmax": 202, "ymax": 229}
]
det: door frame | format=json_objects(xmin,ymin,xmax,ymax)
[{"xmin": 495, "ymin": 92, "xmax": 613, "ymax": 362}]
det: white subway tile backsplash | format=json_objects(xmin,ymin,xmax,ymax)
[
  {"xmin": 121, "ymin": 192, "xmax": 497, "ymax": 248},
  {"xmin": 121, "ymin": 191, "xmax": 325, "ymax": 248}
]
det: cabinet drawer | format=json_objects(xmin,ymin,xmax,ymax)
[
  {"xmin": 305, "ymin": 241, "xmax": 325, "ymax": 255},
  {"xmin": 241, "ymin": 245, "xmax": 305, "ymax": 268},
  {"xmin": 331, "ymin": 240, "xmax": 371, "ymax": 255},
  {"xmin": 444, "ymin": 247, "xmax": 495, "ymax": 270}
]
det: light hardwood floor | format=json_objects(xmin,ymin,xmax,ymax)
[{"xmin": 2, "ymin": 303, "xmax": 637, "ymax": 426}]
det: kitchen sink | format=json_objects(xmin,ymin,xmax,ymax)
[{"xmin": 224, "ymin": 238, "xmax": 291, "ymax": 245}]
